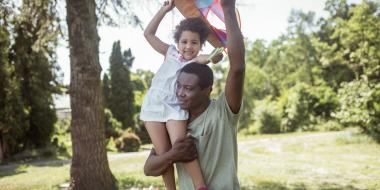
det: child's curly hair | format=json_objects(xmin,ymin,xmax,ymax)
[{"xmin": 174, "ymin": 17, "xmax": 210, "ymax": 45}]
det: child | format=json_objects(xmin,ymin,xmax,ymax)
[{"xmin": 140, "ymin": 1, "xmax": 222, "ymax": 190}]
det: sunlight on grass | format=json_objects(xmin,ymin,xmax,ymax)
[
  {"xmin": 237, "ymin": 131, "xmax": 380, "ymax": 189},
  {"xmin": 1, "ymin": 131, "xmax": 379, "ymax": 190},
  {"xmin": 0, "ymin": 163, "xmax": 70, "ymax": 190}
]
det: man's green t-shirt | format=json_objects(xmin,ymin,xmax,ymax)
[{"xmin": 176, "ymin": 92, "xmax": 241, "ymax": 190}]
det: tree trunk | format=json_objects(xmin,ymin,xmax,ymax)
[
  {"xmin": 0, "ymin": 134, "xmax": 3, "ymax": 162},
  {"xmin": 66, "ymin": 0, "xmax": 117, "ymax": 189}
]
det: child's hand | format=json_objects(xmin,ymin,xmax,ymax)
[
  {"xmin": 162, "ymin": 0, "xmax": 175, "ymax": 13},
  {"xmin": 210, "ymin": 53, "xmax": 223, "ymax": 64},
  {"xmin": 193, "ymin": 55, "xmax": 209, "ymax": 64}
]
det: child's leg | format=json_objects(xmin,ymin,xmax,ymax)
[
  {"xmin": 145, "ymin": 121, "xmax": 176, "ymax": 190},
  {"xmin": 166, "ymin": 120, "xmax": 206, "ymax": 189}
]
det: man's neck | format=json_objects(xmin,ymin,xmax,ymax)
[{"xmin": 188, "ymin": 99, "xmax": 211, "ymax": 124}]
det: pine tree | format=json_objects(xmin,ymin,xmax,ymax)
[
  {"xmin": 11, "ymin": 0, "xmax": 60, "ymax": 148},
  {"xmin": 108, "ymin": 41, "xmax": 135, "ymax": 129},
  {"xmin": 0, "ymin": 4, "xmax": 24, "ymax": 160},
  {"xmin": 102, "ymin": 73, "xmax": 111, "ymax": 108}
]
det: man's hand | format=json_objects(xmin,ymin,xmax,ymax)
[
  {"xmin": 211, "ymin": 53, "xmax": 223, "ymax": 64},
  {"xmin": 144, "ymin": 135, "xmax": 197, "ymax": 176},
  {"xmin": 169, "ymin": 135, "xmax": 197, "ymax": 163},
  {"xmin": 220, "ymin": 0, "xmax": 236, "ymax": 8}
]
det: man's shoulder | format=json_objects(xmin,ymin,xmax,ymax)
[
  {"xmin": 212, "ymin": 92, "xmax": 230, "ymax": 111},
  {"xmin": 212, "ymin": 92, "xmax": 226, "ymax": 104},
  {"xmin": 210, "ymin": 92, "xmax": 241, "ymax": 121}
]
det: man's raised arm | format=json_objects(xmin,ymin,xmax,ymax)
[{"xmin": 221, "ymin": 0, "xmax": 245, "ymax": 114}]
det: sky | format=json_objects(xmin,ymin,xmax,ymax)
[{"xmin": 54, "ymin": 0, "xmax": 360, "ymax": 108}]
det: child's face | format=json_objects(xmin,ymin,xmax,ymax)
[{"xmin": 177, "ymin": 31, "xmax": 202, "ymax": 60}]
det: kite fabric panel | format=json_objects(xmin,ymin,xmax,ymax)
[{"xmin": 195, "ymin": 0, "xmax": 227, "ymax": 46}]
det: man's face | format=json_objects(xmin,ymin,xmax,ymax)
[{"xmin": 176, "ymin": 72, "xmax": 209, "ymax": 110}]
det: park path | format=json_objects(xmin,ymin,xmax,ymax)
[{"xmin": 108, "ymin": 150, "xmax": 150, "ymax": 160}]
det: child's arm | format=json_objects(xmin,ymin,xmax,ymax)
[
  {"xmin": 193, "ymin": 54, "xmax": 210, "ymax": 64},
  {"xmin": 144, "ymin": 0, "xmax": 174, "ymax": 56}
]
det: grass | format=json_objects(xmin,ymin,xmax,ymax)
[
  {"xmin": 0, "ymin": 160, "xmax": 70, "ymax": 190},
  {"xmin": 238, "ymin": 131, "xmax": 380, "ymax": 190},
  {"xmin": 1, "ymin": 130, "xmax": 379, "ymax": 190}
]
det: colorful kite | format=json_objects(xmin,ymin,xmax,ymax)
[{"xmin": 195, "ymin": 0, "xmax": 227, "ymax": 45}]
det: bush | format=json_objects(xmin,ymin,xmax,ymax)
[
  {"xmin": 115, "ymin": 132, "xmax": 141, "ymax": 152},
  {"xmin": 106, "ymin": 137, "xmax": 117, "ymax": 152},
  {"xmin": 134, "ymin": 124, "xmax": 151, "ymax": 145},
  {"xmin": 239, "ymin": 65, "xmax": 277, "ymax": 131},
  {"xmin": 132, "ymin": 114, "xmax": 151, "ymax": 144},
  {"xmin": 51, "ymin": 118, "xmax": 71, "ymax": 158},
  {"xmin": 308, "ymin": 84, "xmax": 338, "ymax": 119},
  {"xmin": 333, "ymin": 78, "xmax": 380, "ymax": 142},
  {"xmin": 104, "ymin": 109, "xmax": 123, "ymax": 139},
  {"xmin": 252, "ymin": 99, "xmax": 281, "ymax": 134},
  {"xmin": 315, "ymin": 120, "xmax": 344, "ymax": 132},
  {"xmin": 279, "ymin": 83, "xmax": 338, "ymax": 132},
  {"xmin": 279, "ymin": 83, "xmax": 311, "ymax": 132}
]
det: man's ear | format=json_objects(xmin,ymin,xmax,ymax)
[{"xmin": 204, "ymin": 86, "xmax": 212, "ymax": 96}]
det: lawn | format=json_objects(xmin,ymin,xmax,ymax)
[{"xmin": 0, "ymin": 130, "xmax": 379, "ymax": 190}]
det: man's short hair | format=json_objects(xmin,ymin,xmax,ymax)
[{"xmin": 179, "ymin": 62, "xmax": 213, "ymax": 89}]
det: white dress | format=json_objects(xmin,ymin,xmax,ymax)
[{"xmin": 140, "ymin": 45, "xmax": 191, "ymax": 122}]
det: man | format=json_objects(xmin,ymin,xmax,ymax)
[{"xmin": 143, "ymin": 0, "xmax": 245, "ymax": 189}]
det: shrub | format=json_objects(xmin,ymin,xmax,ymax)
[
  {"xmin": 315, "ymin": 120, "xmax": 344, "ymax": 132},
  {"xmin": 134, "ymin": 124, "xmax": 151, "ymax": 145},
  {"xmin": 308, "ymin": 84, "xmax": 338, "ymax": 119},
  {"xmin": 279, "ymin": 83, "xmax": 338, "ymax": 132},
  {"xmin": 52, "ymin": 118, "xmax": 71, "ymax": 158},
  {"xmin": 115, "ymin": 132, "xmax": 141, "ymax": 152},
  {"xmin": 333, "ymin": 78, "xmax": 380, "ymax": 142},
  {"xmin": 132, "ymin": 114, "xmax": 151, "ymax": 144},
  {"xmin": 239, "ymin": 65, "xmax": 277, "ymax": 131},
  {"xmin": 104, "ymin": 109, "xmax": 123, "ymax": 139},
  {"xmin": 106, "ymin": 137, "xmax": 117, "ymax": 152},
  {"xmin": 279, "ymin": 83, "xmax": 311, "ymax": 132},
  {"xmin": 253, "ymin": 99, "xmax": 281, "ymax": 134}
]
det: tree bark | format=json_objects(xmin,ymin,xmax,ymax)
[
  {"xmin": 0, "ymin": 134, "xmax": 3, "ymax": 162},
  {"xmin": 66, "ymin": 0, "xmax": 117, "ymax": 189}
]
